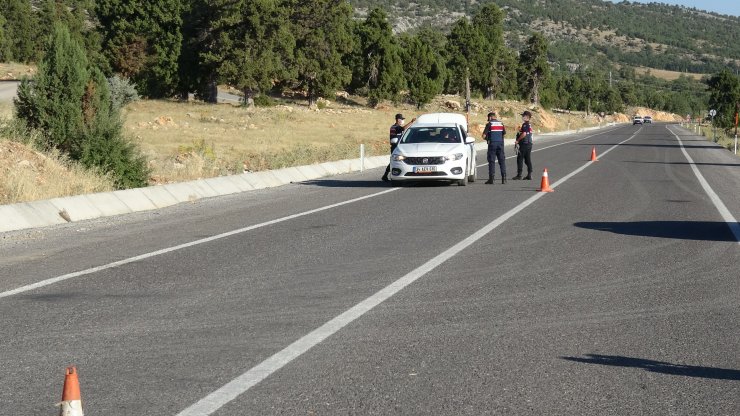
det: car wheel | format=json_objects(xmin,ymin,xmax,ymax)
[{"xmin": 468, "ymin": 159, "xmax": 476, "ymax": 183}]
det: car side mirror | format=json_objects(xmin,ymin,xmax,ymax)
[
  {"xmin": 465, "ymin": 137, "xmax": 475, "ymax": 144},
  {"xmin": 390, "ymin": 138, "xmax": 399, "ymax": 145}
]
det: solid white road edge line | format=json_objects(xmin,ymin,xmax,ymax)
[
  {"xmin": 175, "ymin": 128, "xmax": 641, "ymax": 416},
  {"xmin": 0, "ymin": 188, "xmax": 400, "ymax": 300},
  {"xmin": 668, "ymin": 125, "xmax": 740, "ymax": 243},
  {"xmin": 475, "ymin": 125, "xmax": 625, "ymax": 168}
]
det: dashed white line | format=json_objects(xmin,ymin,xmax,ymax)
[
  {"xmin": 0, "ymin": 188, "xmax": 400, "ymax": 299},
  {"xmin": 175, "ymin": 128, "xmax": 639, "ymax": 416},
  {"xmin": 476, "ymin": 125, "xmax": 625, "ymax": 168}
]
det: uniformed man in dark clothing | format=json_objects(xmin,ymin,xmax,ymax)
[
  {"xmin": 512, "ymin": 111, "xmax": 534, "ymax": 180},
  {"xmin": 482, "ymin": 111, "xmax": 506, "ymax": 184},
  {"xmin": 382, "ymin": 113, "xmax": 414, "ymax": 182}
]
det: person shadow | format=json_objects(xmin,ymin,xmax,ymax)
[{"xmin": 561, "ymin": 354, "xmax": 740, "ymax": 381}]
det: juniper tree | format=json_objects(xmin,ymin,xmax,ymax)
[
  {"xmin": 349, "ymin": 8, "xmax": 405, "ymax": 106},
  {"xmin": 96, "ymin": 0, "xmax": 183, "ymax": 98},
  {"xmin": 14, "ymin": 23, "xmax": 148, "ymax": 188},
  {"xmin": 289, "ymin": 0, "xmax": 354, "ymax": 107},
  {"xmin": 206, "ymin": 0, "xmax": 295, "ymax": 104},
  {"xmin": 519, "ymin": 33, "xmax": 550, "ymax": 106}
]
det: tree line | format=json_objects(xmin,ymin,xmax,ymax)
[{"xmin": 2, "ymin": 0, "xmax": 732, "ymax": 191}]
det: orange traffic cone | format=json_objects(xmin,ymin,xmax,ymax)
[
  {"xmin": 538, "ymin": 169, "xmax": 554, "ymax": 193},
  {"xmin": 59, "ymin": 367, "xmax": 84, "ymax": 416},
  {"xmin": 590, "ymin": 146, "xmax": 599, "ymax": 162}
]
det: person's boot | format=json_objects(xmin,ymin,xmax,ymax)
[
  {"xmin": 381, "ymin": 173, "xmax": 389, "ymax": 182},
  {"xmin": 524, "ymin": 172, "xmax": 532, "ymax": 180},
  {"xmin": 501, "ymin": 176, "xmax": 507, "ymax": 184},
  {"xmin": 512, "ymin": 174, "xmax": 522, "ymax": 180},
  {"xmin": 485, "ymin": 177, "xmax": 494, "ymax": 184}
]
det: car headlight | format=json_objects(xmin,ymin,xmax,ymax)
[
  {"xmin": 392, "ymin": 154, "xmax": 406, "ymax": 161},
  {"xmin": 445, "ymin": 153, "xmax": 464, "ymax": 161}
]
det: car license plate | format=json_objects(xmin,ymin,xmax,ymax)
[{"xmin": 413, "ymin": 166, "xmax": 437, "ymax": 173}]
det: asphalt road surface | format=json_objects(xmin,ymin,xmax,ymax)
[
  {"xmin": 0, "ymin": 81, "xmax": 20, "ymax": 102},
  {"xmin": 1, "ymin": 123, "xmax": 738, "ymax": 415}
]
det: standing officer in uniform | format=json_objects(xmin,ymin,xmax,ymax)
[
  {"xmin": 512, "ymin": 110, "xmax": 534, "ymax": 180},
  {"xmin": 382, "ymin": 113, "xmax": 415, "ymax": 182},
  {"xmin": 482, "ymin": 111, "xmax": 506, "ymax": 184}
]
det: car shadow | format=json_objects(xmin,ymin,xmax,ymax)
[
  {"xmin": 574, "ymin": 221, "xmax": 736, "ymax": 242},
  {"xmin": 561, "ymin": 354, "xmax": 740, "ymax": 381},
  {"xmin": 299, "ymin": 179, "xmax": 391, "ymax": 188}
]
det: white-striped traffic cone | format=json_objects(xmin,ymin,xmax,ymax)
[{"xmin": 59, "ymin": 367, "xmax": 84, "ymax": 416}]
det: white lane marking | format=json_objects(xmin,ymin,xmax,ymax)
[
  {"xmin": 667, "ymin": 126, "xmax": 740, "ymax": 243},
  {"xmin": 475, "ymin": 125, "xmax": 625, "ymax": 168},
  {"xmin": 0, "ymin": 189, "xmax": 400, "ymax": 300},
  {"xmin": 175, "ymin": 128, "xmax": 639, "ymax": 416}
]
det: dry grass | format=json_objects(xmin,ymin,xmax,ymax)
[
  {"xmin": 632, "ymin": 66, "xmax": 706, "ymax": 81},
  {"xmin": 0, "ymin": 120, "xmax": 114, "ymax": 204},
  {"xmin": 124, "ymin": 95, "xmax": 618, "ymax": 183},
  {"xmin": 0, "ymin": 62, "xmax": 36, "ymax": 80}
]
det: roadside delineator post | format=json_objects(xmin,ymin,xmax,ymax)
[
  {"xmin": 538, "ymin": 168, "xmax": 554, "ymax": 193},
  {"xmin": 59, "ymin": 367, "xmax": 84, "ymax": 416},
  {"xmin": 590, "ymin": 146, "xmax": 599, "ymax": 162}
]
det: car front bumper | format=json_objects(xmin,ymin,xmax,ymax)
[{"xmin": 389, "ymin": 159, "xmax": 467, "ymax": 181}]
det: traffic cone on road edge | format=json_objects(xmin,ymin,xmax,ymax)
[
  {"xmin": 538, "ymin": 169, "xmax": 554, "ymax": 193},
  {"xmin": 59, "ymin": 367, "xmax": 84, "ymax": 416},
  {"xmin": 590, "ymin": 146, "xmax": 599, "ymax": 162}
]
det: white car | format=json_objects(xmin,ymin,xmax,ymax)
[{"xmin": 389, "ymin": 113, "xmax": 476, "ymax": 186}]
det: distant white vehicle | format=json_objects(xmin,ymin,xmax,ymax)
[
  {"xmin": 633, "ymin": 115, "xmax": 643, "ymax": 125},
  {"xmin": 389, "ymin": 113, "xmax": 476, "ymax": 186},
  {"xmin": 643, "ymin": 116, "xmax": 653, "ymax": 124}
]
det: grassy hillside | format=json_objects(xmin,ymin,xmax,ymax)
[{"xmin": 351, "ymin": 0, "xmax": 740, "ymax": 74}]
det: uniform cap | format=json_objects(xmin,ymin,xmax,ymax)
[{"xmin": 395, "ymin": 113, "xmax": 405, "ymax": 120}]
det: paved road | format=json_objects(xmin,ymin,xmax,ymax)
[
  {"xmin": 0, "ymin": 124, "xmax": 738, "ymax": 415},
  {"xmin": 0, "ymin": 81, "xmax": 20, "ymax": 102}
]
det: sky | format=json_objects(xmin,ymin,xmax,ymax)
[{"xmin": 609, "ymin": 1, "xmax": 740, "ymax": 16}]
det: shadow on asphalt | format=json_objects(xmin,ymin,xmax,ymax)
[
  {"xmin": 561, "ymin": 354, "xmax": 740, "ymax": 381},
  {"xmin": 301, "ymin": 179, "xmax": 476, "ymax": 188},
  {"xmin": 574, "ymin": 221, "xmax": 736, "ymax": 242},
  {"xmin": 622, "ymin": 161, "xmax": 740, "ymax": 167},
  {"xmin": 578, "ymin": 143, "xmax": 721, "ymax": 149},
  {"xmin": 300, "ymin": 179, "xmax": 390, "ymax": 188}
]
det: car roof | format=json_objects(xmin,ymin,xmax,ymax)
[
  {"xmin": 415, "ymin": 113, "xmax": 467, "ymax": 126},
  {"xmin": 410, "ymin": 123, "xmax": 459, "ymax": 128}
]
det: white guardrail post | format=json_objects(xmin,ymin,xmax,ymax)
[{"xmin": 360, "ymin": 144, "xmax": 365, "ymax": 172}]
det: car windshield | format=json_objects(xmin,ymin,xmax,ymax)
[{"xmin": 401, "ymin": 127, "xmax": 461, "ymax": 144}]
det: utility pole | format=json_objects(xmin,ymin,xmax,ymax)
[
  {"xmin": 465, "ymin": 67, "xmax": 471, "ymax": 132},
  {"xmin": 609, "ymin": 71, "xmax": 612, "ymax": 89}
]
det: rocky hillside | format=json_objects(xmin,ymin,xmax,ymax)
[{"xmin": 350, "ymin": 0, "xmax": 740, "ymax": 74}]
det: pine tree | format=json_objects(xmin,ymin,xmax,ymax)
[
  {"xmin": 707, "ymin": 70, "xmax": 740, "ymax": 129},
  {"xmin": 472, "ymin": 3, "xmax": 507, "ymax": 99},
  {"xmin": 445, "ymin": 18, "xmax": 488, "ymax": 96},
  {"xmin": 178, "ymin": 0, "xmax": 220, "ymax": 102},
  {"xmin": 519, "ymin": 33, "xmax": 550, "ymax": 106},
  {"xmin": 14, "ymin": 23, "xmax": 148, "ymax": 189},
  {"xmin": 0, "ymin": 0, "xmax": 39, "ymax": 62},
  {"xmin": 349, "ymin": 8, "xmax": 405, "ymax": 106},
  {"xmin": 96, "ymin": 0, "xmax": 183, "ymax": 98},
  {"xmin": 0, "ymin": 12, "xmax": 7, "ymax": 62},
  {"xmin": 37, "ymin": 0, "xmax": 106, "ymax": 72},
  {"xmin": 403, "ymin": 31, "xmax": 446, "ymax": 108},
  {"xmin": 289, "ymin": 0, "xmax": 354, "ymax": 107},
  {"xmin": 208, "ymin": 0, "xmax": 295, "ymax": 104}
]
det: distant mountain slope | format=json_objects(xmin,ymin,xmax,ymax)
[{"xmin": 350, "ymin": 0, "xmax": 740, "ymax": 74}]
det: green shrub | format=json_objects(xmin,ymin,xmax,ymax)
[
  {"xmin": 253, "ymin": 94, "xmax": 276, "ymax": 107},
  {"xmin": 108, "ymin": 75, "xmax": 140, "ymax": 109},
  {"xmin": 13, "ymin": 23, "xmax": 149, "ymax": 189}
]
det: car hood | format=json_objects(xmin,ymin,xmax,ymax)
[{"xmin": 396, "ymin": 143, "xmax": 464, "ymax": 156}]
